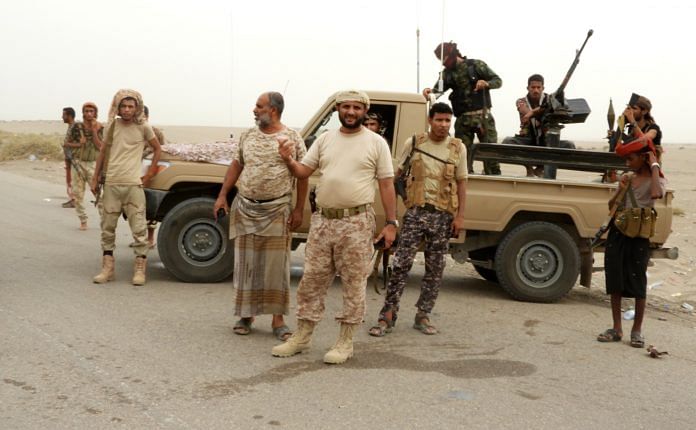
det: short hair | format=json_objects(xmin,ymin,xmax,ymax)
[
  {"xmin": 429, "ymin": 102, "xmax": 453, "ymax": 118},
  {"xmin": 63, "ymin": 107, "xmax": 75, "ymax": 118},
  {"xmin": 267, "ymin": 92, "xmax": 284, "ymax": 116},
  {"xmin": 528, "ymin": 74, "xmax": 544, "ymax": 85},
  {"xmin": 143, "ymin": 105, "xmax": 149, "ymax": 117}
]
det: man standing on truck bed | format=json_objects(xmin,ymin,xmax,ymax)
[
  {"xmin": 273, "ymin": 90, "xmax": 397, "ymax": 364},
  {"xmin": 91, "ymin": 89, "xmax": 161, "ymax": 286},
  {"xmin": 422, "ymin": 41, "xmax": 502, "ymax": 175},
  {"xmin": 369, "ymin": 102, "xmax": 467, "ymax": 337},
  {"xmin": 213, "ymin": 92, "xmax": 308, "ymax": 342}
]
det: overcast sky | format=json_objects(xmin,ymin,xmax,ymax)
[{"xmin": 1, "ymin": 0, "xmax": 694, "ymax": 142}]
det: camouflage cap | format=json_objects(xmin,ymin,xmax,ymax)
[
  {"xmin": 434, "ymin": 42, "xmax": 459, "ymax": 60},
  {"xmin": 335, "ymin": 90, "xmax": 370, "ymax": 110},
  {"xmin": 107, "ymin": 89, "xmax": 145, "ymax": 124},
  {"xmin": 82, "ymin": 101, "xmax": 98, "ymax": 115}
]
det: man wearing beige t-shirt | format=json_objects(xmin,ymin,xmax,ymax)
[
  {"xmin": 272, "ymin": 90, "xmax": 397, "ymax": 365},
  {"xmin": 213, "ymin": 91, "xmax": 308, "ymax": 342},
  {"xmin": 90, "ymin": 89, "xmax": 161, "ymax": 286},
  {"xmin": 369, "ymin": 103, "xmax": 467, "ymax": 337}
]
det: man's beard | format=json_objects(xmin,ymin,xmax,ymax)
[
  {"xmin": 339, "ymin": 112, "xmax": 365, "ymax": 129},
  {"xmin": 255, "ymin": 113, "xmax": 271, "ymax": 128}
]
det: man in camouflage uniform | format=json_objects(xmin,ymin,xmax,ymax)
[
  {"xmin": 61, "ymin": 107, "xmax": 77, "ymax": 208},
  {"xmin": 273, "ymin": 90, "xmax": 397, "ymax": 364},
  {"xmin": 213, "ymin": 92, "xmax": 307, "ymax": 341},
  {"xmin": 64, "ymin": 102, "xmax": 103, "ymax": 229},
  {"xmin": 369, "ymin": 103, "xmax": 467, "ymax": 337},
  {"xmin": 423, "ymin": 42, "xmax": 502, "ymax": 175}
]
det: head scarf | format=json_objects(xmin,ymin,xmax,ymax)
[
  {"xmin": 107, "ymin": 89, "xmax": 145, "ymax": 125},
  {"xmin": 82, "ymin": 101, "xmax": 98, "ymax": 117},
  {"xmin": 633, "ymin": 95, "xmax": 652, "ymax": 112},
  {"xmin": 335, "ymin": 90, "xmax": 370, "ymax": 110}
]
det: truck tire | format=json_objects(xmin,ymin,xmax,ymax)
[
  {"xmin": 469, "ymin": 248, "xmax": 498, "ymax": 283},
  {"xmin": 494, "ymin": 221, "xmax": 580, "ymax": 302},
  {"xmin": 157, "ymin": 197, "xmax": 234, "ymax": 283}
]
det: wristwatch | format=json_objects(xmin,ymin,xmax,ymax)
[{"xmin": 385, "ymin": 220, "xmax": 399, "ymax": 228}]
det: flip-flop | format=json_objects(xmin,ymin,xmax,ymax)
[
  {"xmin": 272, "ymin": 325, "xmax": 292, "ymax": 341},
  {"xmin": 368, "ymin": 319, "xmax": 393, "ymax": 337},
  {"xmin": 630, "ymin": 331, "xmax": 645, "ymax": 348},
  {"xmin": 413, "ymin": 316, "xmax": 437, "ymax": 335},
  {"xmin": 233, "ymin": 318, "xmax": 253, "ymax": 335},
  {"xmin": 597, "ymin": 328, "xmax": 622, "ymax": 342}
]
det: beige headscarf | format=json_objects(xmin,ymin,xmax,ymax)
[
  {"xmin": 107, "ymin": 89, "xmax": 146, "ymax": 125},
  {"xmin": 82, "ymin": 101, "xmax": 99, "ymax": 117},
  {"xmin": 335, "ymin": 90, "xmax": 370, "ymax": 110}
]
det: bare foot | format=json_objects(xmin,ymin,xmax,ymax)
[{"xmin": 79, "ymin": 222, "xmax": 87, "ymax": 231}]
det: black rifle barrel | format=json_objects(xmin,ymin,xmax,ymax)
[{"xmin": 556, "ymin": 29, "xmax": 593, "ymax": 97}]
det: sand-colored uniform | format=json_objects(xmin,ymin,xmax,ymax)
[
  {"xmin": 100, "ymin": 119, "xmax": 155, "ymax": 256},
  {"xmin": 297, "ymin": 128, "xmax": 393, "ymax": 324}
]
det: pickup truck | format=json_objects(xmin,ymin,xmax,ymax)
[{"xmin": 143, "ymin": 91, "xmax": 677, "ymax": 302}]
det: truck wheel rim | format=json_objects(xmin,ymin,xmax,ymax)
[
  {"xmin": 515, "ymin": 240, "xmax": 562, "ymax": 289},
  {"xmin": 178, "ymin": 219, "xmax": 225, "ymax": 265}
]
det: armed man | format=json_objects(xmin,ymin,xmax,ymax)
[
  {"xmin": 502, "ymin": 74, "xmax": 575, "ymax": 177},
  {"xmin": 422, "ymin": 41, "xmax": 502, "ymax": 175}
]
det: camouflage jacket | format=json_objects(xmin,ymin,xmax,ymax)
[
  {"xmin": 436, "ymin": 58, "xmax": 502, "ymax": 116},
  {"xmin": 74, "ymin": 122, "xmax": 103, "ymax": 162}
]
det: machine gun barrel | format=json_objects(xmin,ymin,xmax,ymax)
[{"xmin": 555, "ymin": 29, "xmax": 593, "ymax": 100}]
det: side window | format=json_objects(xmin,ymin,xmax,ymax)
[
  {"xmin": 365, "ymin": 104, "xmax": 397, "ymax": 149},
  {"xmin": 305, "ymin": 107, "xmax": 340, "ymax": 149}
]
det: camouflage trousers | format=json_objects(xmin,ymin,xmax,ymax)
[
  {"xmin": 379, "ymin": 206, "xmax": 452, "ymax": 324},
  {"xmin": 100, "ymin": 184, "xmax": 149, "ymax": 256},
  {"xmin": 455, "ymin": 112, "xmax": 500, "ymax": 175},
  {"xmin": 71, "ymin": 161, "xmax": 95, "ymax": 223},
  {"xmin": 296, "ymin": 208, "xmax": 375, "ymax": 325}
]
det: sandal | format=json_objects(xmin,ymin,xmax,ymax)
[
  {"xmin": 368, "ymin": 319, "xmax": 394, "ymax": 337},
  {"xmin": 630, "ymin": 331, "xmax": 645, "ymax": 348},
  {"xmin": 272, "ymin": 325, "xmax": 292, "ymax": 341},
  {"xmin": 233, "ymin": 318, "xmax": 253, "ymax": 335},
  {"xmin": 413, "ymin": 315, "xmax": 437, "ymax": 335},
  {"xmin": 597, "ymin": 328, "xmax": 622, "ymax": 342}
]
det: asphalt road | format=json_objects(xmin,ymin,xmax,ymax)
[{"xmin": 1, "ymin": 169, "xmax": 695, "ymax": 429}]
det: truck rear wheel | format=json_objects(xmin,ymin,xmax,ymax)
[
  {"xmin": 494, "ymin": 221, "xmax": 579, "ymax": 302},
  {"xmin": 157, "ymin": 197, "xmax": 234, "ymax": 283}
]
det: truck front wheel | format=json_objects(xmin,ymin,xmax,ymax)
[
  {"xmin": 157, "ymin": 197, "xmax": 234, "ymax": 283},
  {"xmin": 494, "ymin": 221, "xmax": 580, "ymax": 302}
]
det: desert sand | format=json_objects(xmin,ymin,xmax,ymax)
[{"xmin": 1, "ymin": 120, "xmax": 694, "ymax": 315}]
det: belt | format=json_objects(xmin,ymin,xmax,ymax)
[
  {"xmin": 242, "ymin": 194, "xmax": 284, "ymax": 204},
  {"xmin": 419, "ymin": 203, "xmax": 443, "ymax": 213},
  {"xmin": 319, "ymin": 204, "xmax": 369, "ymax": 220}
]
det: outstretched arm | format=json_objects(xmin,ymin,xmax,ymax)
[{"xmin": 279, "ymin": 140, "xmax": 315, "ymax": 179}]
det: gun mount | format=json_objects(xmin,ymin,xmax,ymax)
[{"xmin": 540, "ymin": 29, "xmax": 593, "ymax": 179}]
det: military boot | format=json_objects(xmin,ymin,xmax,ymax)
[
  {"xmin": 93, "ymin": 255, "xmax": 115, "ymax": 284},
  {"xmin": 323, "ymin": 323, "xmax": 356, "ymax": 364},
  {"xmin": 132, "ymin": 256, "xmax": 147, "ymax": 286},
  {"xmin": 272, "ymin": 319, "xmax": 315, "ymax": 357}
]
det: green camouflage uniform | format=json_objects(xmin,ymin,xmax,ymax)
[
  {"xmin": 437, "ymin": 58, "xmax": 502, "ymax": 174},
  {"xmin": 70, "ymin": 123, "xmax": 102, "ymax": 223}
]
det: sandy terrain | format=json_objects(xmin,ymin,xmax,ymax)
[{"xmin": 1, "ymin": 120, "xmax": 694, "ymax": 314}]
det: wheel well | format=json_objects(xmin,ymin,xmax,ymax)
[
  {"xmin": 505, "ymin": 211, "xmax": 581, "ymax": 242},
  {"xmin": 154, "ymin": 182, "xmax": 236, "ymax": 222}
]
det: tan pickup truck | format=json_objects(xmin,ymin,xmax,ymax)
[{"xmin": 144, "ymin": 91, "xmax": 677, "ymax": 302}]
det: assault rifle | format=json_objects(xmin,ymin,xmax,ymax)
[
  {"xmin": 394, "ymin": 135, "xmax": 417, "ymax": 201},
  {"xmin": 539, "ymin": 30, "xmax": 593, "ymax": 179}
]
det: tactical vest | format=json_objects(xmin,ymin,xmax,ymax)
[
  {"xmin": 446, "ymin": 59, "xmax": 491, "ymax": 116},
  {"xmin": 405, "ymin": 133, "xmax": 463, "ymax": 215},
  {"xmin": 76, "ymin": 123, "xmax": 98, "ymax": 162}
]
